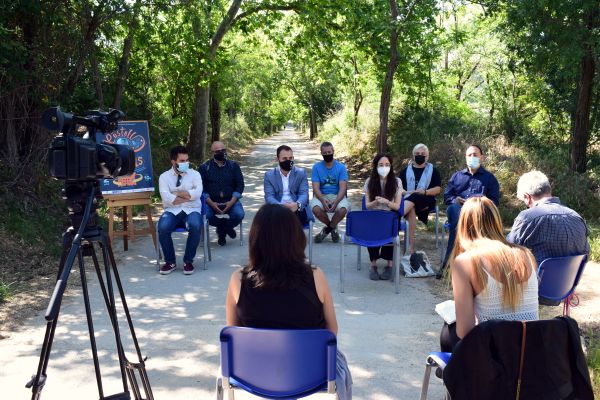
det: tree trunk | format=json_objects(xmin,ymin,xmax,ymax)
[
  {"xmin": 377, "ymin": 0, "xmax": 400, "ymax": 154},
  {"xmin": 309, "ymin": 102, "xmax": 317, "ymax": 139},
  {"xmin": 113, "ymin": 16, "xmax": 137, "ymax": 109},
  {"xmin": 570, "ymin": 49, "xmax": 595, "ymax": 172},
  {"xmin": 188, "ymin": 84, "xmax": 210, "ymax": 162},
  {"xmin": 90, "ymin": 51, "xmax": 104, "ymax": 109},
  {"xmin": 210, "ymin": 81, "xmax": 221, "ymax": 142}
]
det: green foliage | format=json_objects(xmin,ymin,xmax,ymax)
[
  {"xmin": 588, "ymin": 329, "xmax": 600, "ymax": 397},
  {"xmin": 0, "ymin": 281, "xmax": 14, "ymax": 303}
]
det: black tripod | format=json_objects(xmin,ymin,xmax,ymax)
[{"xmin": 27, "ymin": 181, "xmax": 153, "ymax": 400}]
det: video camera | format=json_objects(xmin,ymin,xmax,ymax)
[{"xmin": 42, "ymin": 107, "xmax": 135, "ymax": 181}]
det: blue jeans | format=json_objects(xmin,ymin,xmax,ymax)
[
  {"xmin": 206, "ymin": 201, "xmax": 244, "ymax": 235},
  {"xmin": 158, "ymin": 211, "xmax": 203, "ymax": 264},
  {"xmin": 442, "ymin": 203, "xmax": 462, "ymax": 267}
]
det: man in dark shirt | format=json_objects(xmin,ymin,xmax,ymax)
[
  {"xmin": 199, "ymin": 141, "xmax": 245, "ymax": 246},
  {"xmin": 439, "ymin": 144, "xmax": 500, "ymax": 277},
  {"xmin": 507, "ymin": 170, "xmax": 589, "ymax": 263}
]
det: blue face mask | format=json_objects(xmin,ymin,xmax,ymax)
[
  {"xmin": 466, "ymin": 156, "xmax": 480, "ymax": 169},
  {"xmin": 177, "ymin": 161, "xmax": 190, "ymax": 173}
]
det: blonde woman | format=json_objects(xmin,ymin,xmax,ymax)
[{"xmin": 440, "ymin": 196, "xmax": 539, "ymax": 351}]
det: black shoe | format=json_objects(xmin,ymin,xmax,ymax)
[
  {"xmin": 227, "ymin": 228, "xmax": 237, "ymax": 239},
  {"xmin": 218, "ymin": 234, "xmax": 226, "ymax": 246}
]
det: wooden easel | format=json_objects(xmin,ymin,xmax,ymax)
[{"xmin": 104, "ymin": 191, "xmax": 157, "ymax": 251}]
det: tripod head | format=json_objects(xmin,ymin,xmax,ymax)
[{"xmin": 63, "ymin": 180, "xmax": 103, "ymax": 234}]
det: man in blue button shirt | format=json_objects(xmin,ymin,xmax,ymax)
[{"xmin": 439, "ymin": 144, "xmax": 500, "ymax": 277}]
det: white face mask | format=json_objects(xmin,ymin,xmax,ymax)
[{"xmin": 377, "ymin": 166, "xmax": 390, "ymax": 177}]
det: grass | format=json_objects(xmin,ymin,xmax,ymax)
[
  {"xmin": 0, "ymin": 281, "xmax": 14, "ymax": 303},
  {"xmin": 587, "ymin": 330, "xmax": 600, "ymax": 397}
]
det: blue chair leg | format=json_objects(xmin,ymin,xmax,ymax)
[
  {"xmin": 239, "ymin": 219, "xmax": 244, "ymax": 246},
  {"xmin": 309, "ymin": 220, "xmax": 313, "ymax": 265},
  {"xmin": 156, "ymin": 224, "xmax": 161, "ymax": 267},
  {"xmin": 435, "ymin": 205, "xmax": 439, "ymax": 249},
  {"xmin": 357, "ymin": 246, "xmax": 361, "ymax": 270},
  {"xmin": 202, "ymin": 215, "xmax": 209, "ymax": 269},
  {"xmin": 340, "ymin": 233, "xmax": 345, "ymax": 293},
  {"xmin": 394, "ymin": 236, "xmax": 401, "ymax": 294}
]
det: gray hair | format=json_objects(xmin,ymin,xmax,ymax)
[
  {"xmin": 517, "ymin": 170, "xmax": 552, "ymax": 200},
  {"xmin": 412, "ymin": 143, "xmax": 429, "ymax": 156}
]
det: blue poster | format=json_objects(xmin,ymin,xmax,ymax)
[{"xmin": 98, "ymin": 121, "xmax": 155, "ymax": 195}]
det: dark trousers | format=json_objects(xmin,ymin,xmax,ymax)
[
  {"xmin": 368, "ymin": 245, "xmax": 394, "ymax": 262},
  {"xmin": 442, "ymin": 203, "xmax": 462, "ymax": 267},
  {"xmin": 295, "ymin": 208, "xmax": 309, "ymax": 226},
  {"xmin": 440, "ymin": 322, "xmax": 461, "ymax": 352}
]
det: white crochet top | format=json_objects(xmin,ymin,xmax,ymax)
[{"xmin": 474, "ymin": 266, "xmax": 539, "ymax": 323}]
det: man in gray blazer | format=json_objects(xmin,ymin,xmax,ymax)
[{"xmin": 264, "ymin": 145, "xmax": 311, "ymax": 225}]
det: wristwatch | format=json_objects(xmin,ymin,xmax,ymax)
[{"xmin": 297, "ymin": 201, "xmax": 303, "ymax": 211}]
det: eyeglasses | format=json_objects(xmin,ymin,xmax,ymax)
[{"xmin": 176, "ymin": 175, "xmax": 182, "ymax": 187}]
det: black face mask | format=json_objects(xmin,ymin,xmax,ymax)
[
  {"xmin": 279, "ymin": 160, "xmax": 294, "ymax": 171},
  {"xmin": 322, "ymin": 154, "xmax": 334, "ymax": 163},
  {"xmin": 414, "ymin": 155, "xmax": 426, "ymax": 165},
  {"xmin": 214, "ymin": 151, "xmax": 226, "ymax": 162}
]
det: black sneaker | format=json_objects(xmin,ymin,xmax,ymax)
[
  {"xmin": 227, "ymin": 228, "xmax": 237, "ymax": 239},
  {"xmin": 330, "ymin": 229, "xmax": 340, "ymax": 243},
  {"xmin": 218, "ymin": 234, "xmax": 226, "ymax": 246},
  {"xmin": 314, "ymin": 227, "xmax": 329, "ymax": 243}
]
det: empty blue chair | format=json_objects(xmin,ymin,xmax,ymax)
[
  {"xmin": 155, "ymin": 196, "xmax": 210, "ymax": 270},
  {"xmin": 419, "ymin": 351, "xmax": 451, "ymax": 400},
  {"xmin": 340, "ymin": 210, "xmax": 401, "ymax": 293},
  {"xmin": 538, "ymin": 254, "xmax": 587, "ymax": 316},
  {"xmin": 217, "ymin": 327, "xmax": 337, "ymax": 399}
]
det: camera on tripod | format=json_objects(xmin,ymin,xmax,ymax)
[{"xmin": 42, "ymin": 106, "xmax": 135, "ymax": 181}]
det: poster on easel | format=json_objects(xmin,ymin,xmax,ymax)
[{"xmin": 98, "ymin": 121, "xmax": 155, "ymax": 195}]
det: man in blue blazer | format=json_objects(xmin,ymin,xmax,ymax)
[{"xmin": 264, "ymin": 145, "xmax": 312, "ymax": 225}]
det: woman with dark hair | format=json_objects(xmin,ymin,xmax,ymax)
[
  {"xmin": 364, "ymin": 153, "xmax": 404, "ymax": 280},
  {"xmin": 225, "ymin": 204, "xmax": 352, "ymax": 398}
]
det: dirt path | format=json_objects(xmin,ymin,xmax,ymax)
[{"xmin": 0, "ymin": 129, "xmax": 598, "ymax": 399}]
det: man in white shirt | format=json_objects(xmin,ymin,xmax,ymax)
[{"xmin": 157, "ymin": 146, "xmax": 203, "ymax": 275}]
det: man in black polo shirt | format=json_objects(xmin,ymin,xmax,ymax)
[{"xmin": 199, "ymin": 141, "xmax": 245, "ymax": 246}]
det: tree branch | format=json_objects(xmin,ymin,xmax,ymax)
[{"xmin": 232, "ymin": 2, "xmax": 303, "ymax": 26}]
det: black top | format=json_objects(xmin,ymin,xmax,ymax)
[
  {"xmin": 198, "ymin": 159, "xmax": 244, "ymax": 202},
  {"xmin": 237, "ymin": 273, "xmax": 325, "ymax": 329},
  {"xmin": 398, "ymin": 164, "xmax": 441, "ymax": 191}
]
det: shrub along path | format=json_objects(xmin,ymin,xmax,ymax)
[{"xmin": 0, "ymin": 128, "xmax": 598, "ymax": 399}]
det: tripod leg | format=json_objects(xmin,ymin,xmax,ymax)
[
  {"xmin": 78, "ymin": 246, "xmax": 106, "ymax": 399},
  {"xmin": 99, "ymin": 231, "xmax": 154, "ymax": 400},
  {"xmin": 91, "ymin": 243, "xmax": 130, "ymax": 392},
  {"xmin": 27, "ymin": 230, "xmax": 74, "ymax": 400}
]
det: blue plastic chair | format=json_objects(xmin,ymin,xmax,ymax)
[
  {"xmin": 340, "ymin": 210, "xmax": 402, "ymax": 293},
  {"xmin": 361, "ymin": 195, "xmax": 410, "ymax": 254},
  {"xmin": 440, "ymin": 221, "xmax": 451, "ymax": 268},
  {"xmin": 420, "ymin": 351, "xmax": 451, "ymax": 400},
  {"xmin": 537, "ymin": 254, "xmax": 587, "ymax": 316},
  {"xmin": 155, "ymin": 196, "xmax": 210, "ymax": 270},
  {"xmin": 217, "ymin": 327, "xmax": 337, "ymax": 399}
]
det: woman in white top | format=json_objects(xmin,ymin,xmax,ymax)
[
  {"xmin": 363, "ymin": 154, "xmax": 404, "ymax": 281},
  {"xmin": 440, "ymin": 196, "xmax": 539, "ymax": 351}
]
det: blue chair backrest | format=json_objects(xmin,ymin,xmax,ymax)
[
  {"xmin": 346, "ymin": 210, "xmax": 399, "ymax": 245},
  {"xmin": 537, "ymin": 254, "xmax": 587, "ymax": 301},
  {"xmin": 220, "ymin": 327, "xmax": 336, "ymax": 398}
]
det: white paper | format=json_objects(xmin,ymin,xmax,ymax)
[{"xmin": 435, "ymin": 300, "xmax": 456, "ymax": 325}]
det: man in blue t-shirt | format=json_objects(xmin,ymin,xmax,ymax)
[{"xmin": 310, "ymin": 141, "xmax": 351, "ymax": 243}]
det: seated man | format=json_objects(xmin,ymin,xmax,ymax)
[
  {"xmin": 507, "ymin": 170, "xmax": 589, "ymax": 262},
  {"xmin": 310, "ymin": 141, "xmax": 351, "ymax": 243},
  {"xmin": 440, "ymin": 144, "xmax": 500, "ymax": 277},
  {"xmin": 158, "ymin": 145, "xmax": 203, "ymax": 275},
  {"xmin": 264, "ymin": 145, "xmax": 311, "ymax": 225},
  {"xmin": 398, "ymin": 143, "xmax": 442, "ymax": 255},
  {"xmin": 199, "ymin": 141, "xmax": 245, "ymax": 246}
]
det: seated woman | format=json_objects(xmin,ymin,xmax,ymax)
[
  {"xmin": 225, "ymin": 204, "xmax": 352, "ymax": 398},
  {"xmin": 398, "ymin": 143, "xmax": 441, "ymax": 255},
  {"xmin": 364, "ymin": 153, "xmax": 404, "ymax": 281},
  {"xmin": 440, "ymin": 196, "xmax": 539, "ymax": 351}
]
